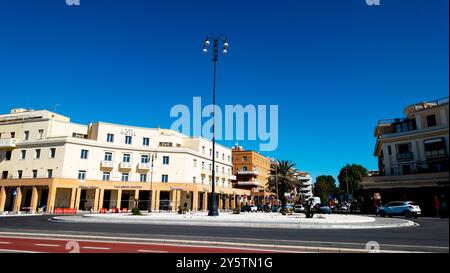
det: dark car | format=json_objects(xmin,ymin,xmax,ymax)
[{"xmin": 315, "ymin": 204, "xmax": 332, "ymax": 214}]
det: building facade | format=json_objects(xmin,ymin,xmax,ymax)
[
  {"xmin": 361, "ymin": 98, "xmax": 449, "ymax": 216},
  {"xmin": 0, "ymin": 108, "xmax": 249, "ymax": 213},
  {"xmin": 231, "ymin": 144, "xmax": 273, "ymax": 206},
  {"xmin": 296, "ymin": 171, "xmax": 313, "ymax": 203}
]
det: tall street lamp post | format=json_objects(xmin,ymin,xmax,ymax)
[
  {"xmin": 149, "ymin": 151, "xmax": 158, "ymax": 212},
  {"xmin": 203, "ymin": 33, "xmax": 228, "ymax": 217}
]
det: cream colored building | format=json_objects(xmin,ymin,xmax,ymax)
[
  {"xmin": 362, "ymin": 97, "xmax": 449, "ymax": 216},
  {"xmin": 0, "ymin": 108, "xmax": 248, "ymax": 213}
]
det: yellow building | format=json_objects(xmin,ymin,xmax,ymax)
[
  {"xmin": 231, "ymin": 144, "xmax": 273, "ymax": 206},
  {"xmin": 0, "ymin": 108, "xmax": 249, "ymax": 214}
]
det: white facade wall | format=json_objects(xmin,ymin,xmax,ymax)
[{"xmin": 0, "ymin": 109, "xmax": 234, "ymax": 187}]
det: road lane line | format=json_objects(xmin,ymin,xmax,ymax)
[
  {"xmin": 82, "ymin": 246, "xmax": 110, "ymax": 250},
  {"xmin": 137, "ymin": 249, "xmax": 168, "ymax": 253},
  {"xmin": 0, "ymin": 248, "xmax": 41, "ymax": 253},
  {"xmin": 0, "ymin": 242, "xmax": 12, "ymax": 244},
  {"xmin": 34, "ymin": 244, "xmax": 60, "ymax": 247}
]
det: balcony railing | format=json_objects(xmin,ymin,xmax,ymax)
[
  {"xmin": 0, "ymin": 138, "xmax": 18, "ymax": 149},
  {"xmin": 137, "ymin": 162, "xmax": 151, "ymax": 170},
  {"xmin": 396, "ymin": 152, "xmax": 413, "ymax": 161},
  {"xmin": 100, "ymin": 160, "xmax": 114, "ymax": 169},
  {"xmin": 237, "ymin": 180, "xmax": 261, "ymax": 186},
  {"xmin": 237, "ymin": 170, "xmax": 259, "ymax": 176},
  {"xmin": 119, "ymin": 162, "xmax": 132, "ymax": 169},
  {"xmin": 425, "ymin": 149, "xmax": 447, "ymax": 158}
]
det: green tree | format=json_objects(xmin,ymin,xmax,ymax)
[
  {"xmin": 314, "ymin": 175, "xmax": 338, "ymax": 203},
  {"xmin": 337, "ymin": 164, "xmax": 368, "ymax": 199},
  {"xmin": 268, "ymin": 160, "xmax": 301, "ymax": 211}
]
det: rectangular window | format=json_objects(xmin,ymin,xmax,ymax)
[
  {"xmin": 17, "ymin": 170, "xmax": 23, "ymax": 179},
  {"xmin": 20, "ymin": 150, "xmax": 26, "ymax": 160},
  {"xmin": 80, "ymin": 149, "xmax": 89, "ymax": 159},
  {"xmin": 140, "ymin": 173, "xmax": 147, "ymax": 182},
  {"xmin": 228, "ymin": 155, "xmax": 231, "ymax": 162},
  {"xmin": 209, "ymin": 149, "xmax": 212, "ymax": 156},
  {"xmin": 78, "ymin": 170, "xmax": 86, "ymax": 180},
  {"xmin": 163, "ymin": 156, "xmax": 170, "ymax": 165},
  {"xmin": 426, "ymin": 115, "xmax": 437, "ymax": 127},
  {"xmin": 161, "ymin": 175, "xmax": 168, "ymax": 183},
  {"xmin": 222, "ymin": 153, "xmax": 225, "ymax": 160},
  {"xmin": 50, "ymin": 148, "xmax": 56, "ymax": 158},
  {"xmin": 107, "ymin": 133, "xmax": 114, "ymax": 143},
  {"xmin": 123, "ymin": 154, "xmax": 131, "ymax": 163},
  {"xmin": 2, "ymin": 171, "xmax": 8, "ymax": 179},
  {"xmin": 243, "ymin": 156, "xmax": 248, "ymax": 162},
  {"xmin": 143, "ymin": 137, "xmax": 150, "ymax": 146},
  {"xmin": 32, "ymin": 170, "xmax": 38, "ymax": 179},
  {"xmin": 103, "ymin": 172, "xmax": 110, "ymax": 181},
  {"xmin": 243, "ymin": 166, "xmax": 248, "ymax": 171},
  {"xmin": 159, "ymin": 142, "xmax": 173, "ymax": 147},
  {"xmin": 23, "ymin": 131, "xmax": 29, "ymax": 141},
  {"xmin": 121, "ymin": 173, "xmax": 129, "ymax": 182},
  {"xmin": 141, "ymin": 155, "xmax": 149, "ymax": 163},
  {"xmin": 10, "ymin": 132, "xmax": 15, "ymax": 138},
  {"xmin": 193, "ymin": 159, "xmax": 197, "ymax": 168},
  {"xmin": 35, "ymin": 149, "xmax": 41, "ymax": 159},
  {"xmin": 424, "ymin": 138, "xmax": 447, "ymax": 157},
  {"xmin": 5, "ymin": 151, "xmax": 12, "ymax": 161},
  {"xmin": 125, "ymin": 136, "xmax": 132, "ymax": 145},
  {"xmin": 37, "ymin": 129, "xmax": 44, "ymax": 140},
  {"xmin": 193, "ymin": 177, "xmax": 196, "ymax": 183},
  {"xmin": 388, "ymin": 145, "xmax": 392, "ymax": 155},
  {"xmin": 47, "ymin": 169, "xmax": 53, "ymax": 178},
  {"xmin": 216, "ymin": 151, "xmax": 219, "ymax": 158},
  {"xmin": 104, "ymin": 152, "xmax": 113, "ymax": 161},
  {"xmin": 202, "ymin": 146, "xmax": 205, "ymax": 154}
]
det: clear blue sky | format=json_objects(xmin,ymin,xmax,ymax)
[{"xmin": 0, "ymin": 0, "xmax": 448, "ymax": 181}]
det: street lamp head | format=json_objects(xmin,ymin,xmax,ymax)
[
  {"xmin": 202, "ymin": 47, "xmax": 208, "ymax": 54},
  {"xmin": 222, "ymin": 49, "xmax": 228, "ymax": 55},
  {"xmin": 204, "ymin": 40, "xmax": 211, "ymax": 47},
  {"xmin": 223, "ymin": 41, "xmax": 229, "ymax": 49}
]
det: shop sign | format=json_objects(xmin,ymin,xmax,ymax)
[
  {"xmin": 114, "ymin": 185, "xmax": 143, "ymax": 189},
  {"xmin": 79, "ymin": 186, "xmax": 98, "ymax": 189}
]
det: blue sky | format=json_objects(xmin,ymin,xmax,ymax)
[{"xmin": 0, "ymin": 0, "xmax": 448, "ymax": 181}]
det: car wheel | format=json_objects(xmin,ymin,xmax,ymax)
[
  {"xmin": 404, "ymin": 210, "xmax": 411, "ymax": 218},
  {"xmin": 379, "ymin": 211, "xmax": 386, "ymax": 217}
]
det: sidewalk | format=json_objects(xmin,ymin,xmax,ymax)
[{"xmin": 51, "ymin": 212, "xmax": 417, "ymax": 229}]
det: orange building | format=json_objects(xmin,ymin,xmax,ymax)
[{"xmin": 231, "ymin": 144, "xmax": 273, "ymax": 206}]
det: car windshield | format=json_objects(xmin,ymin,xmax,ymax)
[{"xmin": 407, "ymin": 202, "xmax": 418, "ymax": 206}]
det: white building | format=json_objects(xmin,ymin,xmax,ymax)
[{"xmin": 0, "ymin": 108, "xmax": 247, "ymax": 213}]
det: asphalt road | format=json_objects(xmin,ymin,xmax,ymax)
[{"xmin": 0, "ymin": 215, "xmax": 448, "ymax": 252}]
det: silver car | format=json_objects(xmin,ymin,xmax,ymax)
[
  {"xmin": 377, "ymin": 201, "xmax": 421, "ymax": 218},
  {"xmin": 294, "ymin": 204, "xmax": 305, "ymax": 213}
]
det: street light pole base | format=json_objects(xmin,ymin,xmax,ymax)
[{"xmin": 208, "ymin": 209, "xmax": 219, "ymax": 216}]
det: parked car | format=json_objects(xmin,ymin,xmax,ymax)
[
  {"xmin": 314, "ymin": 204, "xmax": 332, "ymax": 214},
  {"xmin": 335, "ymin": 204, "xmax": 348, "ymax": 212},
  {"xmin": 376, "ymin": 201, "xmax": 421, "ymax": 218},
  {"xmin": 294, "ymin": 204, "xmax": 305, "ymax": 213}
]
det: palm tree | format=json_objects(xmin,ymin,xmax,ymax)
[{"xmin": 268, "ymin": 160, "xmax": 301, "ymax": 212}]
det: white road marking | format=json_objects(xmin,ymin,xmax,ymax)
[
  {"xmin": 0, "ymin": 248, "xmax": 41, "ymax": 253},
  {"xmin": 137, "ymin": 249, "xmax": 168, "ymax": 253},
  {"xmin": 0, "ymin": 242, "xmax": 12, "ymax": 244},
  {"xmin": 34, "ymin": 244, "xmax": 60, "ymax": 247},
  {"xmin": 82, "ymin": 246, "xmax": 110, "ymax": 250}
]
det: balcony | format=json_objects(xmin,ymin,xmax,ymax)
[
  {"xmin": 137, "ymin": 162, "xmax": 151, "ymax": 170},
  {"xmin": 228, "ymin": 174, "xmax": 237, "ymax": 180},
  {"xmin": 0, "ymin": 138, "xmax": 18, "ymax": 150},
  {"xmin": 425, "ymin": 149, "xmax": 447, "ymax": 158},
  {"xmin": 396, "ymin": 152, "xmax": 413, "ymax": 161},
  {"xmin": 119, "ymin": 162, "xmax": 132, "ymax": 170},
  {"xmin": 237, "ymin": 170, "xmax": 259, "ymax": 176},
  {"xmin": 237, "ymin": 180, "xmax": 261, "ymax": 187},
  {"xmin": 100, "ymin": 160, "xmax": 114, "ymax": 170}
]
